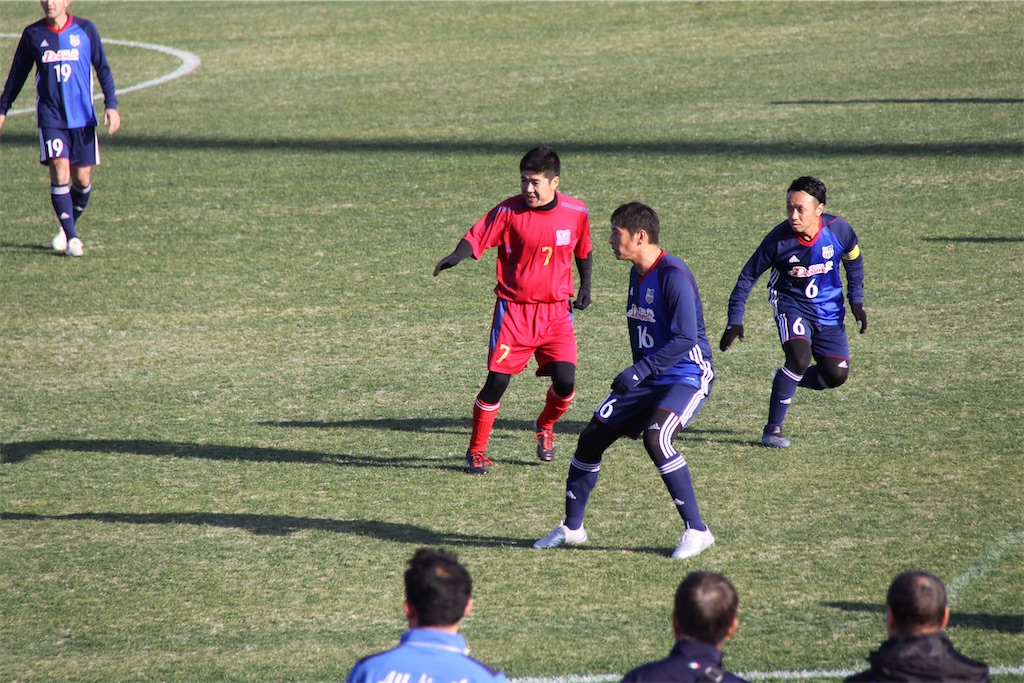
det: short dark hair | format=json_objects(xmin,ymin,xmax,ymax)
[
  {"xmin": 404, "ymin": 548, "xmax": 472, "ymax": 627},
  {"xmin": 610, "ymin": 201, "xmax": 660, "ymax": 245},
  {"xmin": 788, "ymin": 176, "xmax": 827, "ymax": 205},
  {"xmin": 886, "ymin": 571, "xmax": 947, "ymax": 633},
  {"xmin": 520, "ymin": 146, "xmax": 561, "ymax": 179},
  {"xmin": 674, "ymin": 571, "xmax": 739, "ymax": 645}
]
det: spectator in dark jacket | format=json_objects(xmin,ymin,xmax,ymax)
[
  {"xmin": 622, "ymin": 571, "xmax": 749, "ymax": 683},
  {"xmin": 845, "ymin": 570, "xmax": 989, "ymax": 682}
]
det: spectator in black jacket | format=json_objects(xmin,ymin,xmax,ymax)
[
  {"xmin": 622, "ymin": 571, "xmax": 749, "ymax": 683},
  {"xmin": 846, "ymin": 571, "xmax": 989, "ymax": 682}
]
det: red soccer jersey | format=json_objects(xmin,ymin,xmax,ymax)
[{"xmin": 463, "ymin": 192, "xmax": 592, "ymax": 304}]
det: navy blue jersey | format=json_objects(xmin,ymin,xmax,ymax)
[
  {"xmin": 1, "ymin": 15, "xmax": 117, "ymax": 128},
  {"xmin": 627, "ymin": 251, "xmax": 714, "ymax": 387},
  {"xmin": 727, "ymin": 215, "xmax": 864, "ymax": 327}
]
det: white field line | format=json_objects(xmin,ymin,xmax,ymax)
[
  {"xmin": 947, "ymin": 529, "xmax": 1024, "ymax": 604},
  {"xmin": 0, "ymin": 36, "xmax": 200, "ymax": 117}
]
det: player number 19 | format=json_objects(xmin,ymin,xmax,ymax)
[
  {"xmin": 44, "ymin": 137, "xmax": 64, "ymax": 159},
  {"xmin": 53, "ymin": 63, "xmax": 72, "ymax": 82}
]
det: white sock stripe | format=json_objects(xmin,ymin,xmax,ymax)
[
  {"xmin": 569, "ymin": 456, "xmax": 600, "ymax": 473},
  {"xmin": 780, "ymin": 366, "xmax": 803, "ymax": 382},
  {"xmin": 474, "ymin": 398, "xmax": 500, "ymax": 412},
  {"xmin": 657, "ymin": 455, "xmax": 688, "ymax": 475}
]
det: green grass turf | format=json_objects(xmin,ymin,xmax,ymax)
[{"xmin": 1, "ymin": 2, "xmax": 1022, "ymax": 681}]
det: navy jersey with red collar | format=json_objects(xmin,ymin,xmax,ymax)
[
  {"xmin": 627, "ymin": 250, "xmax": 714, "ymax": 387},
  {"xmin": 726, "ymin": 214, "xmax": 864, "ymax": 327},
  {"xmin": 1, "ymin": 15, "xmax": 117, "ymax": 128}
]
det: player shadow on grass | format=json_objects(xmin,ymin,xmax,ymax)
[
  {"xmin": 259, "ymin": 418, "xmax": 739, "ymax": 444},
  {"xmin": 0, "ymin": 510, "xmax": 668, "ymax": 554},
  {"xmin": 2, "ymin": 132, "xmax": 1019, "ymax": 158},
  {"xmin": 825, "ymin": 601, "xmax": 1022, "ymax": 634},
  {"xmin": 0, "ymin": 241, "xmax": 71, "ymax": 255},
  {"xmin": 0, "ymin": 511, "xmax": 518, "ymax": 546},
  {"xmin": 0, "ymin": 439, "xmax": 467, "ymax": 471}
]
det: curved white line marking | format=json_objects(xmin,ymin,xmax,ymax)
[{"xmin": 0, "ymin": 35, "xmax": 200, "ymax": 117}]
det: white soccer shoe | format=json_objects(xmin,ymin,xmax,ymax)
[
  {"xmin": 671, "ymin": 527, "xmax": 715, "ymax": 559},
  {"xmin": 66, "ymin": 237, "xmax": 84, "ymax": 257},
  {"xmin": 52, "ymin": 228, "xmax": 67, "ymax": 252},
  {"xmin": 533, "ymin": 522, "xmax": 587, "ymax": 549}
]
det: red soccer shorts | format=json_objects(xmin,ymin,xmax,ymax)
[{"xmin": 487, "ymin": 300, "xmax": 577, "ymax": 375}]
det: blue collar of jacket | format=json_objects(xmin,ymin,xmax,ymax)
[{"xmin": 399, "ymin": 628, "xmax": 470, "ymax": 656}]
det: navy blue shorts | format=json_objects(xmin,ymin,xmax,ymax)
[
  {"xmin": 39, "ymin": 127, "xmax": 99, "ymax": 167},
  {"xmin": 593, "ymin": 376, "xmax": 712, "ymax": 440},
  {"xmin": 774, "ymin": 313, "xmax": 850, "ymax": 361}
]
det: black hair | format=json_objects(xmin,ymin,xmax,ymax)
[
  {"xmin": 788, "ymin": 176, "xmax": 827, "ymax": 205},
  {"xmin": 404, "ymin": 548, "xmax": 472, "ymax": 627},
  {"xmin": 520, "ymin": 146, "xmax": 561, "ymax": 179},
  {"xmin": 887, "ymin": 571, "xmax": 947, "ymax": 633},
  {"xmin": 674, "ymin": 571, "xmax": 739, "ymax": 646},
  {"xmin": 610, "ymin": 201, "xmax": 660, "ymax": 245}
]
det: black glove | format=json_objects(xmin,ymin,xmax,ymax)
[
  {"xmin": 433, "ymin": 239, "xmax": 474, "ymax": 277},
  {"xmin": 851, "ymin": 302, "xmax": 867, "ymax": 334},
  {"xmin": 611, "ymin": 362, "xmax": 649, "ymax": 395},
  {"xmin": 433, "ymin": 253, "xmax": 462, "ymax": 276},
  {"xmin": 719, "ymin": 324, "xmax": 744, "ymax": 352},
  {"xmin": 573, "ymin": 286, "xmax": 591, "ymax": 310}
]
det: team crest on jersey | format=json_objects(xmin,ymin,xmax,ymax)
[
  {"xmin": 555, "ymin": 229, "xmax": 571, "ymax": 246},
  {"xmin": 70, "ymin": 34, "xmax": 81, "ymax": 48},
  {"xmin": 822, "ymin": 245, "xmax": 835, "ymax": 259},
  {"xmin": 645, "ymin": 288, "xmax": 655, "ymax": 304}
]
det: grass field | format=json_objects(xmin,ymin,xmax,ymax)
[{"xmin": 1, "ymin": 2, "xmax": 1022, "ymax": 681}]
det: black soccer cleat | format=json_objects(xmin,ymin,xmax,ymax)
[{"xmin": 465, "ymin": 451, "xmax": 493, "ymax": 475}]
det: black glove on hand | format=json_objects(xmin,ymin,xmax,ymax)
[
  {"xmin": 611, "ymin": 362, "xmax": 649, "ymax": 395},
  {"xmin": 719, "ymin": 324, "xmax": 745, "ymax": 352},
  {"xmin": 851, "ymin": 302, "xmax": 867, "ymax": 334},
  {"xmin": 433, "ymin": 253, "xmax": 462, "ymax": 276},
  {"xmin": 573, "ymin": 287, "xmax": 591, "ymax": 310},
  {"xmin": 433, "ymin": 239, "xmax": 474, "ymax": 277}
]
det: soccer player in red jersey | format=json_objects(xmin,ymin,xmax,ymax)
[{"xmin": 434, "ymin": 146, "xmax": 593, "ymax": 474}]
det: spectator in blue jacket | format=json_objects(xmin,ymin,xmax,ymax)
[
  {"xmin": 622, "ymin": 571, "xmax": 749, "ymax": 682},
  {"xmin": 346, "ymin": 548, "xmax": 508, "ymax": 683}
]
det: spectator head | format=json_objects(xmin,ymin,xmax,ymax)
[
  {"xmin": 403, "ymin": 548, "xmax": 473, "ymax": 630},
  {"xmin": 672, "ymin": 571, "xmax": 740, "ymax": 648},
  {"xmin": 885, "ymin": 571, "xmax": 950, "ymax": 637}
]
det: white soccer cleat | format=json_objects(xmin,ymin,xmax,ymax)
[
  {"xmin": 533, "ymin": 522, "xmax": 587, "ymax": 549},
  {"xmin": 52, "ymin": 228, "xmax": 67, "ymax": 252},
  {"xmin": 66, "ymin": 237, "xmax": 84, "ymax": 257},
  {"xmin": 671, "ymin": 527, "xmax": 715, "ymax": 559}
]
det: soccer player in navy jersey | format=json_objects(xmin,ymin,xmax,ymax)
[
  {"xmin": 1, "ymin": 0, "xmax": 120, "ymax": 257},
  {"xmin": 720, "ymin": 177, "xmax": 867, "ymax": 448},
  {"xmin": 534, "ymin": 202, "xmax": 716, "ymax": 559},
  {"xmin": 434, "ymin": 146, "xmax": 593, "ymax": 475}
]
